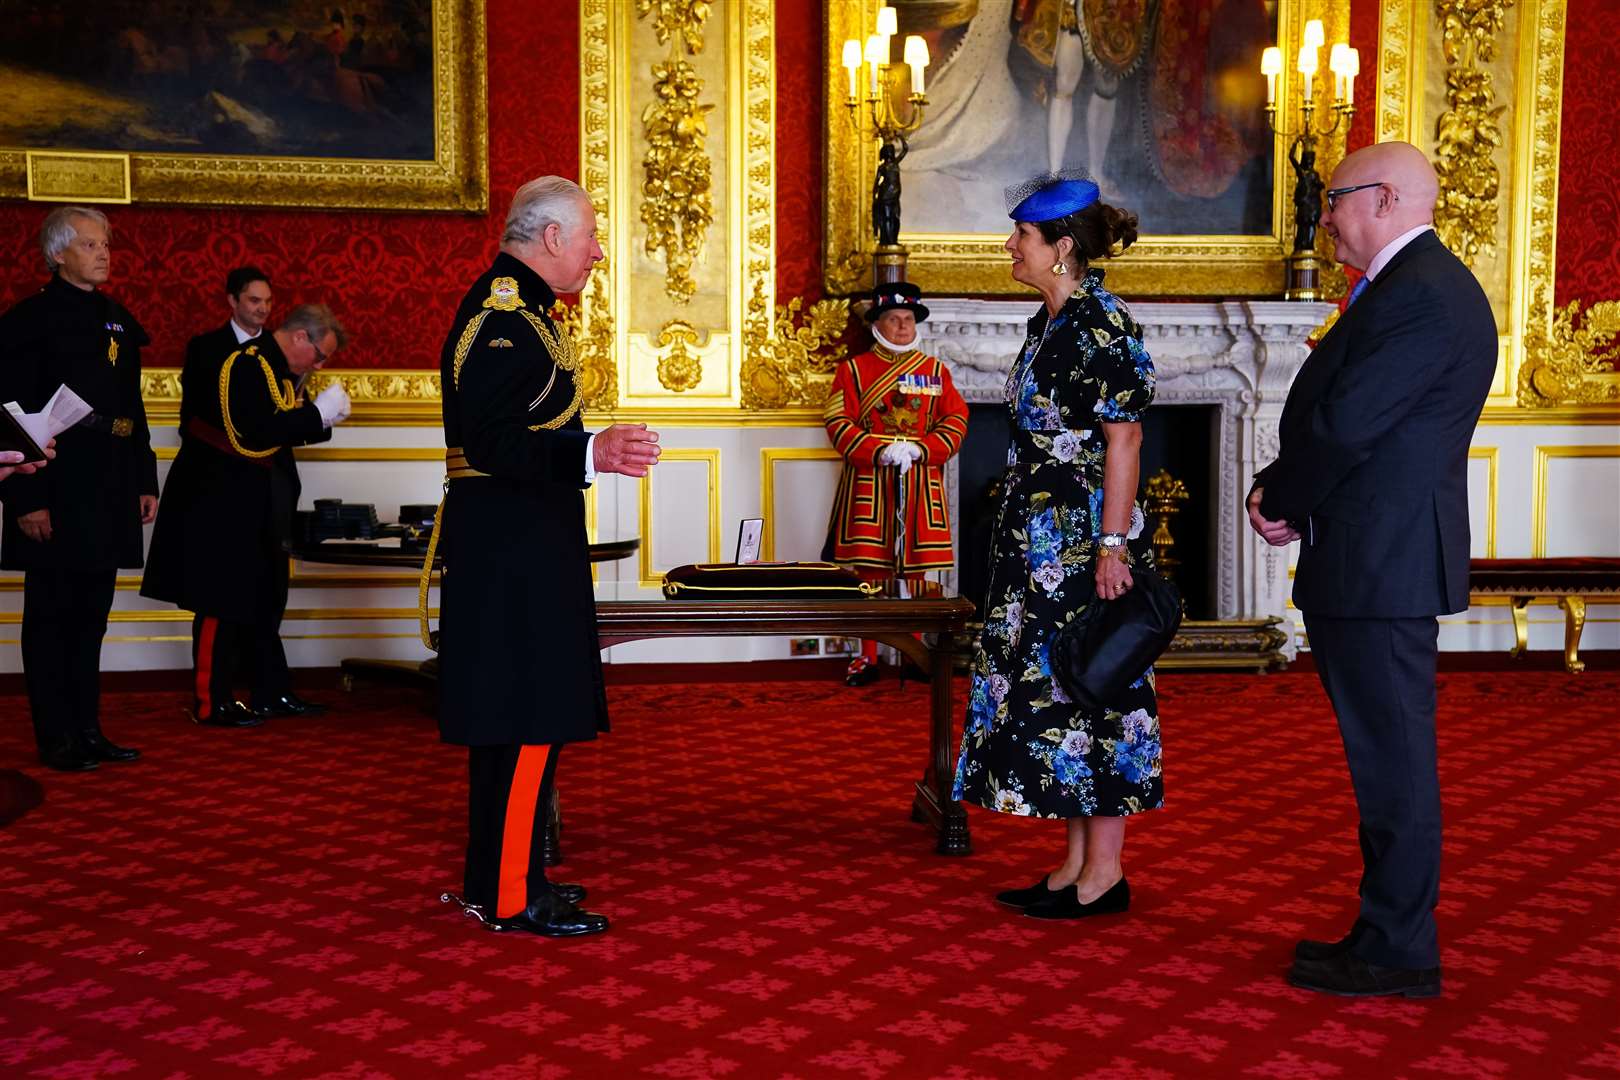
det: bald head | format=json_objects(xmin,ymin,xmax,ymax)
[{"xmin": 1321, "ymin": 141, "xmax": 1440, "ymax": 271}]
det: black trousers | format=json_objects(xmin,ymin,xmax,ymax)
[
  {"xmin": 465, "ymin": 744, "xmax": 561, "ymax": 918},
  {"xmin": 1305, "ymin": 613, "xmax": 1442, "ymax": 970},
  {"xmin": 22, "ymin": 568, "xmax": 117, "ymax": 751},
  {"xmin": 191, "ymin": 552, "xmax": 291, "ymax": 715}
]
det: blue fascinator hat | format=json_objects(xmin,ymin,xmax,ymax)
[{"xmin": 1006, "ymin": 169, "xmax": 1101, "ymax": 222}]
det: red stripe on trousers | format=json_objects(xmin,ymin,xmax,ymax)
[
  {"xmin": 195, "ymin": 617, "xmax": 218, "ymax": 718},
  {"xmin": 496, "ymin": 745, "xmax": 551, "ymax": 919}
]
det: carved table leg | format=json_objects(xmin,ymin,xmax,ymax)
[
  {"xmin": 1559, "ymin": 595, "xmax": 1587, "ymax": 674},
  {"xmin": 1509, "ymin": 597, "xmax": 1532, "ymax": 658},
  {"xmin": 911, "ymin": 636, "xmax": 971, "ymax": 856}
]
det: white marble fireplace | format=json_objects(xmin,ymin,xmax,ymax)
[{"xmin": 918, "ymin": 298, "xmax": 1336, "ymax": 656}]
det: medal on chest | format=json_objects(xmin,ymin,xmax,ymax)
[{"xmin": 107, "ymin": 336, "xmax": 119, "ymax": 365}]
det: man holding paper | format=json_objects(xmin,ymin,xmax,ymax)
[{"xmin": 0, "ymin": 206, "xmax": 158, "ymax": 772}]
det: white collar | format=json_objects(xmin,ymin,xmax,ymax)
[
  {"xmin": 230, "ymin": 319, "xmax": 261, "ymax": 343},
  {"xmin": 1364, "ymin": 224, "xmax": 1434, "ymax": 282}
]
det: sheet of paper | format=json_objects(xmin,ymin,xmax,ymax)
[{"xmin": 3, "ymin": 384, "xmax": 95, "ymax": 445}]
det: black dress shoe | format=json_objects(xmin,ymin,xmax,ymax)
[
  {"xmin": 78, "ymin": 729, "xmax": 141, "ymax": 763},
  {"xmin": 486, "ymin": 891, "xmax": 608, "ymax": 938},
  {"xmin": 553, "ymin": 883, "xmax": 587, "ymax": 905},
  {"xmin": 195, "ymin": 701, "xmax": 265, "ymax": 728},
  {"xmin": 1295, "ymin": 920, "xmax": 1366, "ymax": 963},
  {"xmin": 38, "ymin": 743, "xmax": 98, "ymax": 772},
  {"xmin": 996, "ymin": 875, "xmax": 1067, "ymax": 909},
  {"xmin": 1287, "ymin": 950, "xmax": 1441, "ymax": 998},
  {"xmin": 252, "ymin": 693, "xmax": 327, "ymax": 717},
  {"xmin": 1023, "ymin": 877, "xmax": 1131, "ymax": 920}
]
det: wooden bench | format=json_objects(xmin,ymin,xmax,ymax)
[{"xmin": 1469, "ymin": 558, "xmax": 1620, "ymax": 673}]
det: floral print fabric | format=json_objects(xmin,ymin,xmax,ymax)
[{"xmin": 952, "ymin": 269, "xmax": 1164, "ymax": 819}]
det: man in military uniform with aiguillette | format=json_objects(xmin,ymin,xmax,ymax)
[{"xmin": 432, "ymin": 176, "xmax": 661, "ymax": 938}]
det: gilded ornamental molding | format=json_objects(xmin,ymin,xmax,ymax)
[
  {"xmin": 1432, "ymin": 0, "xmax": 1512, "ymax": 267},
  {"xmin": 638, "ymin": 0, "xmax": 716, "ymax": 304}
]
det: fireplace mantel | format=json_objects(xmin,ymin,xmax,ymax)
[{"xmin": 918, "ymin": 297, "xmax": 1335, "ymax": 654}]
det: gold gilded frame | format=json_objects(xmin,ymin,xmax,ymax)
[
  {"xmin": 0, "ymin": 0, "xmax": 487, "ymax": 212},
  {"xmin": 822, "ymin": 0, "xmax": 1338, "ymax": 298}
]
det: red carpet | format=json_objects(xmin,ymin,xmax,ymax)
[{"xmin": 2, "ymin": 671, "xmax": 1619, "ymax": 1078}]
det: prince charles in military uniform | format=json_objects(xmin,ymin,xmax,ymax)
[{"xmin": 436, "ymin": 176, "xmax": 660, "ymax": 937}]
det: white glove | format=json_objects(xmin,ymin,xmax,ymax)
[
  {"xmin": 313, "ymin": 382, "xmax": 351, "ymax": 428},
  {"xmin": 878, "ymin": 440, "xmax": 922, "ymax": 474}
]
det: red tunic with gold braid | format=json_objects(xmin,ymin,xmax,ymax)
[{"xmin": 823, "ymin": 346, "xmax": 969, "ymax": 574}]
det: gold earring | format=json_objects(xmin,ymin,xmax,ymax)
[{"xmin": 1051, "ymin": 261, "xmax": 1068, "ymax": 276}]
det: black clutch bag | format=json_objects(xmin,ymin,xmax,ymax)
[
  {"xmin": 661, "ymin": 562, "xmax": 880, "ymax": 600},
  {"xmin": 1050, "ymin": 566, "xmax": 1183, "ymax": 710}
]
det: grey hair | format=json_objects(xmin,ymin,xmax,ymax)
[
  {"xmin": 40, "ymin": 206, "xmax": 110, "ymax": 272},
  {"xmin": 279, "ymin": 303, "xmax": 348, "ymax": 350},
  {"xmin": 502, "ymin": 176, "xmax": 590, "ymax": 245}
]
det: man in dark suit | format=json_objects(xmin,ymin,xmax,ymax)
[
  {"xmin": 435, "ymin": 175, "xmax": 660, "ymax": 937},
  {"xmin": 142, "ymin": 301, "xmax": 350, "ymax": 726},
  {"xmin": 0, "ymin": 206, "xmax": 159, "ymax": 772},
  {"xmin": 1247, "ymin": 142, "xmax": 1496, "ymax": 997}
]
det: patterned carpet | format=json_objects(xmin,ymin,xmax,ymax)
[{"xmin": 2, "ymin": 670, "xmax": 1618, "ymax": 1078}]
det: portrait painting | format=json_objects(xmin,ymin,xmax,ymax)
[
  {"xmin": 0, "ymin": 0, "xmax": 486, "ymax": 211},
  {"xmin": 825, "ymin": 0, "xmax": 1295, "ymax": 297}
]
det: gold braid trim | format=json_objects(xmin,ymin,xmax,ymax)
[
  {"xmin": 218, "ymin": 347, "xmax": 297, "ymax": 459},
  {"xmin": 417, "ymin": 494, "xmax": 445, "ymax": 651},
  {"xmin": 450, "ymin": 310, "xmax": 490, "ymax": 390}
]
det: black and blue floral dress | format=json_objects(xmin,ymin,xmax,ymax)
[{"xmin": 952, "ymin": 269, "xmax": 1163, "ymax": 819}]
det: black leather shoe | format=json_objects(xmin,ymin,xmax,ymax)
[
  {"xmin": 996, "ymin": 875, "xmax": 1066, "ymax": 909},
  {"xmin": 38, "ymin": 743, "xmax": 98, "ymax": 772},
  {"xmin": 1287, "ymin": 950, "xmax": 1441, "ymax": 998},
  {"xmin": 1295, "ymin": 921, "xmax": 1366, "ymax": 963},
  {"xmin": 195, "ymin": 701, "xmax": 265, "ymax": 728},
  {"xmin": 554, "ymin": 883, "xmax": 587, "ymax": 905},
  {"xmin": 1023, "ymin": 877, "xmax": 1131, "ymax": 920},
  {"xmin": 78, "ymin": 729, "xmax": 140, "ymax": 763},
  {"xmin": 252, "ymin": 693, "xmax": 327, "ymax": 717},
  {"xmin": 486, "ymin": 891, "xmax": 608, "ymax": 938}
]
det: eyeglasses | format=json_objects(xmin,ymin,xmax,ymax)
[
  {"xmin": 1324, "ymin": 181, "xmax": 1388, "ymax": 212},
  {"xmin": 307, "ymin": 335, "xmax": 329, "ymax": 366}
]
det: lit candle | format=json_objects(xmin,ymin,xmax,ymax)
[
  {"xmin": 865, "ymin": 34, "xmax": 887, "ymax": 94},
  {"xmin": 1297, "ymin": 44, "xmax": 1318, "ymax": 102},
  {"xmin": 1261, "ymin": 46, "xmax": 1282, "ymax": 106},
  {"xmin": 876, "ymin": 5, "xmax": 898, "ymax": 38},
  {"xmin": 1329, "ymin": 43, "xmax": 1349, "ymax": 100},
  {"xmin": 1346, "ymin": 47, "xmax": 1360, "ymax": 105},
  {"xmin": 1304, "ymin": 19, "xmax": 1325, "ymax": 50},
  {"xmin": 903, "ymin": 35, "xmax": 929, "ymax": 95},
  {"xmin": 841, "ymin": 38, "xmax": 861, "ymax": 100}
]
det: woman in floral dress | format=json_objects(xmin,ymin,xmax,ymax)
[{"xmin": 953, "ymin": 172, "xmax": 1161, "ymax": 920}]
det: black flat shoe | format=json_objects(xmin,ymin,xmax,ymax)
[
  {"xmin": 1287, "ymin": 950, "xmax": 1441, "ymax": 998},
  {"xmin": 252, "ymin": 693, "xmax": 327, "ymax": 717},
  {"xmin": 486, "ymin": 891, "xmax": 608, "ymax": 938},
  {"xmin": 996, "ymin": 875, "xmax": 1067, "ymax": 909},
  {"xmin": 38, "ymin": 744, "xmax": 98, "ymax": 772},
  {"xmin": 1023, "ymin": 877, "xmax": 1131, "ymax": 920},
  {"xmin": 195, "ymin": 701, "xmax": 265, "ymax": 728},
  {"xmin": 78, "ymin": 730, "xmax": 140, "ymax": 763}
]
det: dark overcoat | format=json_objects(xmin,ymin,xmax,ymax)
[
  {"xmin": 0, "ymin": 274, "xmax": 158, "ymax": 571},
  {"xmin": 1256, "ymin": 230, "xmax": 1497, "ymax": 617},
  {"xmin": 436, "ymin": 253, "xmax": 607, "ymax": 747},
  {"xmin": 141, "ymin": 327, "xmax": 328, "ymax": 621}
]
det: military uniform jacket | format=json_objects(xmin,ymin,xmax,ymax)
[
  {"xmin": 0, "ymin": 274, "xmax": 158, "ymax": 571},
  {"xmin": 141, "ymin": 326, "xmax": 329, "ymax": 621},
  {"xmin": 1255, "ymin": 231, "xmax": 1496, "ymax": 618},
  {"xmin": 823, "ymin": 347, "xmax": 968, "ymax": 573},
  {"xmin": 437, "ymin": 253, "xmax": 606, "ymax": 747}
]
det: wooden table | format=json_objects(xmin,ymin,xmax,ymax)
[{"xmin": 292, "ymin": 540, "xmax": 980, "ymax": 857}]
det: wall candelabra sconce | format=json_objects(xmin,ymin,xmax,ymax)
[
  {"xmin": 840, "ymin": 5, "xmax": 929, "ymax": 287},
  {"xmin": 1262, "ymin": 19, "xmax": 1358, "ymax": 301}
]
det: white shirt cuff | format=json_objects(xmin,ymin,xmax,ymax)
[{"xmin": 583, "ymin": 433, "xmax": 597, "ymax": 485}]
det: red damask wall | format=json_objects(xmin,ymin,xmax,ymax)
[
  {"xmin": 1553, "ymin": 0, "xmax": 1619, "ymax": 308},
  {"xmin": 0, "ymin": 0, "xmax": 578, "ymax": 371},
  {"xmin": 0, "ymin": 0, "xmax": 1608, "ymax": 368}
]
